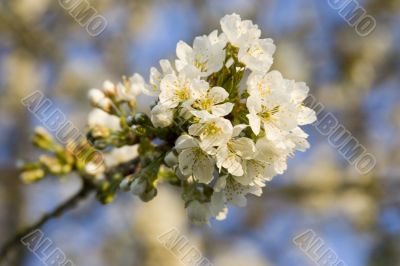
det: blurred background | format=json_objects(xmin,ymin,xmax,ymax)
[{"xmin": 1, "ymin": 0, "xmax": 399, "ymax": 265}]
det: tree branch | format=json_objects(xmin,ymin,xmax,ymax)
[
  {"xmin": 0, "ymin": 179, "xmax": 94, "ymax": 263},
  {"xmin": 0, "ymin": 157, "xmax": 140, "ymax": 263}
]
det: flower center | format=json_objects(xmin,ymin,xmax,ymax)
[
  {"xmin": 247, "ymin": 43, "xmax": 263, "ymax": 57},
  {"xmin": 175, "ymin": 86, "xmax": 190, "ymax": 101},
  {"xmin": 203, "ymin": 122, "xmax": 221, "ymax": 136},
  {"xmin": 194, "ymin": 55, "xmax": 208, "ymax": 72},
  {"xmin": 192, "ymin": 97, "xmax": 213, "ymax": 110},
  {"xmin": 259, "ymin": 105, "xmax": 280, "ymax": 122}
]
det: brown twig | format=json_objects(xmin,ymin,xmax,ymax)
[
  {"xmin": 0, "ymin": 179, "xmax": 95, "ymax": 264},
  {"xmin": 0, "ymin": 157, "xmax": 141, "ymax": 263}
]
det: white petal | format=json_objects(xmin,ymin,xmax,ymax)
[
  {"xmin": 246, "ymin": 94, "xmax": 262, "ymax": 113},
  {"xmin": 231, "ymin": 138, "xmax": 256, "ymax": 159},
  {"xmin": 175, "ymin": 135, "xmax": 198, "ymax": 151},
  {"xmin": 211, "ymin": 102, "xmax": 234, "ymax": 117},
  {"xmin": 176, "ymin": 41, "xmax": 192, "ymax": 65},
  {"xmin": 210, "ymin": 192, "xmax": 228, "ymax": 220},
  {"xmin": 291, "ymin": 82, "xmax": 309, "ymax": 103},
  {"xmin": 216, "ymin": 145, "xmax": 229, "ymax": 170},
  {"xmin": 216, "ymin": 146, "xmax": 243, "ymax": 176},
  {"xmin": 232, "ymin": 124, "xmax": 248, "ymax": 137},
  {"xmin": 209, "ymin": 86, "xmax": 229, "ymax": 104},
  {"xmin": 232, "ymin": 173, "xmax": 252, "ymax": 186},
  {"xmin": 191, "ymin": 110, "xmax": 214, "ymax": 120},
  {"xmin": 188, "ymin": 123, "xmax": 204, "ymax": 137},
  {"xmin": 178, "ymin": 149, "xmax": 196, "ymax": 176},
  {"xmin": 214, "ymin": 175, "xmax": 227, "ymax": 192},
  {"xmin": 225, "ymin": 158, "xmax": 244, "ymax": 176},
  {"xmin": 193, "ymin": 154, "xmax": 214, "ymax": 184},
  {"xmin": 247, "ymin": 113, "xmax": 261, "ymax": 135},
  {"xmin": 264, "ymin": 124, "xmax": 285, "ymax": 141},
  {"xmin": 200, "ymin": 135, "xmax": 225, "ymax": 152},
  {"xmin": 191, "ymin": 79, "xmax": 209, "ymax": 98},
  {"xmin": 274, "ymin": 159, "xmax": 287, "ymax": 174},
  {"xmin": 150, "ymin": 104, "xmax": 174, "ymax": 128},
  {"xmin": 298, "ymin": 106, "xmax": 317, "ymax": 125},
  {"xmin": 248, "ymin": 185, "xmax": 263, "ymax": 197},
  {"xmin": 220, "ymin": 13, "xmax": 241, "ymax": 44},
  {"xmin": 231, "ymin": 194, "xmax": 247, "ymax": 207},
  {"xmin": 159, "ymin": 59, "xmax": 174, "ymax": 74}
]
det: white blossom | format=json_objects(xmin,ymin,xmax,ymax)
[
  {"xmin": 82, "ymin": 13, "xmax": 317, "ymax": 223},
  {"xmin": 116, "ymin": 74, "xmax": 143, "ymax": 102},
  {"xmin": 88, "ymin": 108, "xmax": 120, "ymax": 130},
  {"xmin": 220, "ymin": 13, "xmax": 275, "ymax": 73},
  {"xmin": 184, "ymin": 81, "xmax": 234, "ymax": 117},
  {"xmin": 215, "ymin": 125, "xmax": 256, "ymax": 177},
  {"xmin": 246, "ymin": 72, "xmax": 299, "ymax": 139},
  {"xmin": 176, "ymin": 30, "xmax": 226, "ymax": 78},
  {"xmin": 212, "ymin": 175, "xmax": 263, "ymax": 208},
  {"xmin": 150, "ymin": 103, "xmax": 174, "ymax": 128},
  {"xmin": 238, "ymin": 38, "xmax": 275, "ymax": 72},
  {"xmin": 159, "ymin": 73, "xmax": 197, "ymax": 108},
  {"xmin": 146, "ymin": 60, "xmax": 175, "ymax": 96},
  {"xmin": 220, "ymin": 13, "xmax": 261, "ymax": 48},
  {"xmin": 188, "ymin": 112, "xmax": 233, "ymax": 153},
  {"xmin": 175, "ymin": 135, "xmax": 215, "ymax": 184}
]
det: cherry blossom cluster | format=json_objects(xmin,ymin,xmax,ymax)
[
  {"xmin": 22, "ymin": 14, "xmax": 316, "ymax": 224},
  {"xmin": 121, "ymin": 13, "xmax": 316, "ymax": 223}
]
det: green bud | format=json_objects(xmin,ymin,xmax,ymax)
[
  {"xmin": 126, "ymin": 115, "xmax": 135, "ymax": 127},
  {"xmin": 164, "ymin": 151, "xmax": 178, "ymax": 167},
  {"xmin": 139, "ymin": 188, "xmax": 157, "ymax": 202},
  {"xmin": 134, "ymin": 113, "xmax": 150, "ymax": 125},
  {"xmin": 32, "ymin": 127, "xmax": 57, "ymax": 152},
  {"xmin": 119, "ymin": 177, "xmax": 132, "ymax": 192},
  {"xmin": 90, "ymin": 126, "xmax": 111, "ymax": 139},
  {"xmin": 39, "ymin": 155, "xmax": 63, "ymax": 175},
  {"xmin": 130, "ymin": 178, "xmax": 147, "ymax": 196},
  {"xmin": 100, "ymin": 181, "xmax": 110, "ymax": 191},
  {"xmin": 20, "ymin": 168, "xmax": 45, "ymax": 184}
]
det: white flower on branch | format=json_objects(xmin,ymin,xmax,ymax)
[
  {"xmin": 176, "ymin": 30, "xmax": 226, "ymax": 78},
  {"xmin": 24, "ymin": 13, "xmax": 317, "ymax": 225},
  {"xmin": 175, "ymin": 135, "xmax": 215, "ymax": 184}
]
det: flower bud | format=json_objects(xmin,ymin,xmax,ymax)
[
  {"xmin": 39, "ymin": 155, "xmax": 63, "ymax": 175},
  {"xmin": 134, "ymin": 112, "xmax": 150, "ymax": 125},
  {"xmin": 20, "ymin": 168, "xmax": 45, "ymax": 184},
  {"xmin": 130, "ymin": 178, "xmax": 147, "ymax": 196},
  {"xmin": 32, "ymin": 127, "xmax": 56, "ymax": 151},
  {"xmin": 139, "ymin": 187, "xmax": 157, "ymax": 202},
  {"xmin": 119, "ymin": 177, "xmax": 132, "ymax": 192},
  {"xmin": 126, "ymin": 115, "xmax": 135, "ymax": 126},
  {"xmin": 150, "ymin": 104, "xmax": 174, "ymax": 128},
  {"xmin": 90, "ymin": 125, "xmax": 111, "ymax": 139},
  {"xmin": 84, "ymin": 161, "xmax": 104, "ymax": 176},
  {"xmin": 88, "ymin": 89, "xmax": 105, "ymax": 105},
  {"xmin": 103, "ymin": 80, "xmax": 116, "ymax": 97},
  {"xmin": 187, "ymin": 200, "xmax": 210, "ymax": 225},
  {"xmin": 164, "ymin": 151, "xmax": 178, "ymax": 167},
  {"xmin": 97, "ymin": 97, "xmax": 113, "ymax": 113},
  {"xmin": 175, "ymin": 168, "xmax": 187, "ymax": 180}
]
